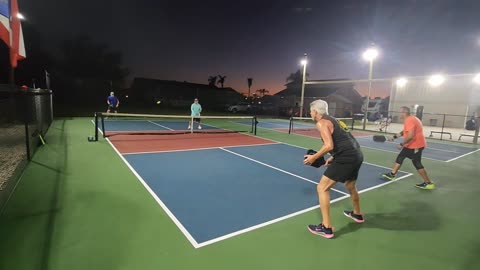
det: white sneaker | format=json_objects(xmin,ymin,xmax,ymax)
[
  {"xmin": 198, "ymin": 126, "xmax": 202, "ymax": 130},
  {"xmin": 188, "ymin": 126, "xmax": 191, "ymax": 129}
]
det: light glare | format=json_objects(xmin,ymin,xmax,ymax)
[
  {"xmin": 300, "ymin": 59, "xmax": 307, "ymax": 66},
  {"xmin": 428, "ymin": 74, "xmax": 445, "ymax": 87},
  {"xmin": 473, "ymin": 73, "xmax": 480, "ymax": 84},
  {"xmin": 396, "ymin": 77, "xmax": 408, "ymax": 87},
  {"xmin": 362, "ymin": 48, "xmax": 379, "ymax": 61},
  {"xmin": 17, "ymin": 13, "xmax": 25, "ymax": 20}
]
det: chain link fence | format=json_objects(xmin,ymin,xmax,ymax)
[
  {"xmin": 0, "ymin": 85, "xmax": 53, "ymax": 211},
  {"xmin": 363, "ymin": 110, "xmax": 480, "ymax": 144}
]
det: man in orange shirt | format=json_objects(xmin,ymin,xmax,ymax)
[{"xmin": 382, "ymin": 106, "xmax": 435, "ymax": 190}]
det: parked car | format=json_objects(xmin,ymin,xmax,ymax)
[{"xmin": 227, "ymin": 102, "xmax": 252, "ymax": 113}]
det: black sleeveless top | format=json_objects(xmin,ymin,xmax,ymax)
[{"xmin": 321, "ymin": 114, "xmax": 363, "ymax": 163}]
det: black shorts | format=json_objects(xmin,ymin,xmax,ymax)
[
  {"xmin": 108, "ymin": 105, "xmax": 117, "ymax": 111},
  {"xmin": 324, "ymin": 159, "xmax": 363, "ymax": 183},
  {"xmin": 397, "ymin": 147, "xmax": 424, "ymax": 163},
  {"xmin": 193, "ymin": 118, "xmax": 201, "ymax": 122}
]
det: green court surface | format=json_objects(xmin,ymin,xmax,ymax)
[{"xmin": 1, "ymin": 118, "xmax": 480, "ymax": 270}]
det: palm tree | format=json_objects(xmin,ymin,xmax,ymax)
[
  {"xmin": 208, "ymin": 76, "xmax": 218, "ymax": 87},
  {"xmin": 217, "ymin": 75, "xmax": 226, "ymax": 88},
  {"xmin": 256, "ymin": 89, "xmax": 269, "ymax": 97},
  {"xmin": 286, "ymin": 69, "xmax": 309, "ymax": 83},
  {"xmin": 247, "ymin": 78, "xmax": 253, "ymax": 97}
]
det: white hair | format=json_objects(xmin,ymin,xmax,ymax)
[
  {"xmin": 310, "ymin": 99, "xmax": 329, "ymax": 115},
  {"xmin": 110, "ymin": 92, "xmax": 114, "ymax": 96}
]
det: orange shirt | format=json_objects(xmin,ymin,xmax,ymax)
[{"xmin": 403, "ymin": 115, "xmax": 427, "ymax": 149}]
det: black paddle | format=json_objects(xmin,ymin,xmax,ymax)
[
  {"xmin": 373, "ymin": 135, "xmax": 387, "ymax": 143},
  {"xmin": 304, "ymin": 149, "xmax": 326, "ymax": 168}
]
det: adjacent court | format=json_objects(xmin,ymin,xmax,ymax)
[{"xmin": 242, "ymin": 119, "xmax": 480, "ymax": 162}]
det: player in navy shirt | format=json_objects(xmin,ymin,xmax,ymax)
[{"xmin": 107, "ymin": 92, "xmax": 119, "ymax": 113}]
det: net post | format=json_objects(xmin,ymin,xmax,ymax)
[
  {"xmin": 94, "ymin": 112, "xmax": 99, "ymax": 141},
  {"xmin": 474, "ymin": 117, "xmax": 479, "ymax": 144},
  {"xmin": 101, "ymin": 113, "xmax": 106, "ymax": 138},
  {"xmin": 351, "ymin": 117, "xmax": 354, "ymax": 131},
  {"xmin": 254, "ymin": 116, "xmax": 257, "ymax": 135},
  {"xmin": 23, "ymin": 92, "xmax": 31, "ymax": 160}
]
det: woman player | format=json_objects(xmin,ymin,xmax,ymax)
[{"xmin": 303, "ymin": 99, "xmax": 365, "ymax": 238}]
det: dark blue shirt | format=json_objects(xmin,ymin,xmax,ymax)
[{"xmin": 107, "ymin": 96, "xmax": 119, "ymax": 106}]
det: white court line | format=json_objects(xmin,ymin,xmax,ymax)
[
  {"xmin": 445, "ymin": 148, "xmax": 480, "ymax": 162},
  {"xmin": 123, "ymin": 142, "xmax": 281, "ymax": 155},
  {"xmin": 148, "ymin": 120, "xmax": 174, "ymax": 131},
  {"xmin": 197, "ymin": 167, "xmax": 414, "ymax": 248},
  {"xmin": 104, "ymin": 136, "xmax": 201, "ymax": 248},
  {"xmin": 220, "ymin": 147, "xmax": 349, "ymax": 196}
]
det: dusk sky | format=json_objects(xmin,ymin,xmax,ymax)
[{"xmin": 21, "ymin": 0, "xmax": 480, "ymax": 97}]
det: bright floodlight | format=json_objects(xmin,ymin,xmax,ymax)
[
  {"xmin": 428, "ymin": 74, "xmax": 445, "ymax": 87},
  {"xmin": 473, "ymin": 73, "xmax": 480, "ymax": 84},
  {"xmin": 17, "ymin": 13, "xmax": 25, "ymax": 20},
  {"xmin": 396, "ymin": 77, "xmax": 408, "ymax": 87},
  {"xmin": 300, "ymin": 59, "xmax": 307, "ymax": 66},
  {"xmin": 362, "ymin": 48, "xmax": 379, "ymax": 61}
]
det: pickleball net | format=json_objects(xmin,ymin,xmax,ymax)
[
  {"xmin": 93, "ymin": 112, "xmax": 257, "ymax": 140},
  {"xmin": 288, "ymin": 117, "xmax": 355, "ymax": 135}
]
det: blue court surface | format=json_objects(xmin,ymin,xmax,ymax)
[
  {"xmin": 120, "ymin": 142, "xmax": 411, "ymax": 248},
  {"xmin": 237, "ymin": 119, "xmax": 479, "ymax": 162}
]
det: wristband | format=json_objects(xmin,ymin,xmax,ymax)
[
  {"xmin": 399, "ymin": 143, "xmax": 404, "ymax": 147},
  {"xmin": 393, "ymin": 135, "xmax": 398, "ymax": 139}
]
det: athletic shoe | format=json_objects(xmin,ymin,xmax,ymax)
[
  {"xmin": 198, "ymin": 126, "xmax": 202, "ymax": 130},
  {"xmin": 382, "ymin": 172, "xmax": 396, "ymax": 181},
  {"xmin": 307, "ymin": 224, "xmax": 334, "ymax": 239},
  {"xmin": 415, "ymin": 182, "xmax": 435, "ymax": 190},
  {"xmin": 188, "ymin": 126, "xmax": 191, "ymax": 129},
  {"xmin": 343, "ymin": 210, "xmax": 365, "ymax": 223}
]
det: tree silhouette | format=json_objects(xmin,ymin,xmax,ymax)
[
  {"xmin": 256, "ymin": 89, "xmax": 269, "ymax": 97},
  {"xmin": 247, "ymin": 78, "xmax": 253, "ymax": 97},
  {"xmin": 217, "ymin": 75, "xmax": 226, "ymax": 88},
  {"xmin": 208, "ymin": 75, "xmax": 217, "ymax": 87},
  {"xmin": 286, "ymin": 69, "xmax": 309, "ymax": 83}
]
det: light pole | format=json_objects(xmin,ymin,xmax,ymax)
[
  {"xmin": 300, "ymin": 53, "xmax": 308, "ymax": 118},
  {"xmin": 362, "ymin": 47, "xmax": 379, "ymax": 130}
]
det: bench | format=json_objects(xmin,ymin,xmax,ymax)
[
  {"xmin": 429, "ymin": 131, "xmax": 452, "ymax": 139},
  {"xmin": 458, "ymin": 134, "xmax": 480, "ymax": 141}
]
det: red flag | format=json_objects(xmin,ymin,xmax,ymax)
[{"xmin": 0, "ymin": 0, "xmax": 26, "ymax": 68}]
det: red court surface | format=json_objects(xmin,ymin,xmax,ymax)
[{"xmin": 109, "ymin": 133, "xmax": 276, "ymax": 154}]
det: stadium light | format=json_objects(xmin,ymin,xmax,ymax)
[
  {"xmin": 362, "ymin": 46, "xmax": 379, "ymax": 130},
  {"xmin": 428, "ymin": 74, "xmax": 445, "ymax": 87},
  {"xmin": 299, "ymin": 53, "xmax": 308, "ymax": 117},
  {"xmin": 362, "ymin": 47, "xmax": 379, "ymax": 61},
  {"xmin": 17, "ymin": 13, "xmax": 25, "ymax": 20},
  {"xmin": 396, "ymin": 77, "xmax": 408, "ymax": 87},
  {"xmin": 473, "ymin": 73, "xmax": 480, "ymax": 84}
]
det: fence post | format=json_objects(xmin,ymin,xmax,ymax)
[
  {"xmin": 94, "ymin": 112, "xmax": 98, "ymax": 141},
  {"xmin": 474, "ymin": 117, "xmax": 480, "ymax": 144},
  {"xmin": 440, "ymin": 114, "xmax": 446, "ymax": 140}
]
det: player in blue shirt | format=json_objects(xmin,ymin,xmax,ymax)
[
  {"xmin": 107, "ymin": 92, "xmax": 120, "ymax": 113},
  {"xmin": 188, "ymin": 98, "xmax": 202, "ymax": 130}
]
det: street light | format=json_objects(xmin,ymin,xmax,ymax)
[
  {"xmin": 428, "ymin": 74, "xmax": 445, "ymax": 87},
  {"xmin": 473, "ymin": 73, "xmax": 480, "ymax": 84},
  {"xmin": 396, "ymin": 77, "xmax": 408, "ymax": 88},
  {"xmin": 299, "ymin": 53, "xmax": 308, "ymax": 118},
  {"xmin": 362, "ymin": 46, "xmax": 379, "ymax": 130}
]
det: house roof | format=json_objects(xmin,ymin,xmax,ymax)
[{"xmin": 132, "ymin": 77, "xmax": 240, "ymax": 93}]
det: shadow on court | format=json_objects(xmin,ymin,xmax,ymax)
[{"xmin": 335, "ymin": 200, "xmax": 441, "ymax": 238}]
